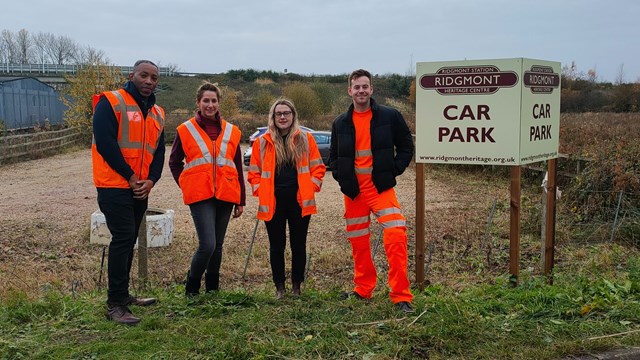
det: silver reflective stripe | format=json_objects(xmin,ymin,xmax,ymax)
[
  {"xmin": 150, "ymin": 106, "xmax": 165, "ymax": 151},
  {"xmin": 346, "ymin": 215, "xmax": 369, "ymax": 225},
  {"xmin": 151, "ymin": 105, "xmax": 165, "ymax": 126},
  {"xmin": 252, "ymin": 183, "xmax": 260, "ymax": 192},
  {"xmin": 259, "ymin": 137, "xmax": 267, "ymax": 165},
  {"xmin": 356, "ymin": 149, "xmax": 372, "ymax": 157},
  {"xmin": 298, "ymin": 165, "xmax": 310, "ymax": 174},
  {"xmin": 309, "ymin": 158, "xmax": 323, "ymax": 167},
  {"xmin": 258, "ymin": 205, "xmax": 269, "ymax": 213},
  {"xmin": 311, "ymin": 177, "xmax": 322, "ymax": 187},
  {"xmin": 184, "ymin": 157, "xmax": 210, "ymax": 170},
  {"xmin": 375, "ymin": 207, "xmax": 402, "ymax": 217},
  {"xmin": 183, "ymin": 120, "xmax": 213, "ymax": 170},
  {"xmin": 262, "ymin": 171, "xmax": 272, "ymax": 178},
  {"xmin": 355, "ymin": 167, "xmax": 373, "ymax": 174},
  {"xmin": 302, "ymin": 199, "xmax": 315, "ymax": 207},
  {"xmin": 380, "ymin": 219, "xmax": 406, "ymax": 229},
  {"xmin": 217, "ymin": 157, "xmax": 235, "ymax": 167},
  {"xmin": 248, "ymin": 165, "xmax": 260, "ymax": 172},
  {"xmin": 112, "ymin": 91, "xmax": 143, "ymax": 150},
  {"xmin": 184, "ymin": 121, "xmax": 212, "ymax": 160},
  {"xmin": 347, "ymin": 228, "xmax": 370, "ymax": 238},
  {"xmin": 216, "ymin": 123, "xmax": 235, "ymax": 168}
]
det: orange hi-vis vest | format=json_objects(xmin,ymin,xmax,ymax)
[
  {"xmin": 176, "ymin": 117, "xmax": 242, "ymax": 205},
  {"xmin": 247, "ymin": 131, "xmax": 326, "ymax": 221},
  {"xmin": 92, "ymin": 89, "xmax": 165, "ymax": 188}
]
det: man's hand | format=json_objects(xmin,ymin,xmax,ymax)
[
  {"xmin": 133, "ymin": 178, "xmax": 154, "ymax": 200},
  {"xmin": 232, "ymin": 205, "xmax": 244, "ymax": 218},
  {"xmin": 128, "ymin": 174, "xmax": 140, "ymax": 190}
]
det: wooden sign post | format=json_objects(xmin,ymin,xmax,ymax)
[{"xmin": 414, "ymin": 58, "xmax": 561, "ymax": 286}]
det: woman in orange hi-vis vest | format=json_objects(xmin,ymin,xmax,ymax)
[
  {"xmin": 247, "ymin": 98, "xmax": 326, "ymax": 299},
  {"xmin": 169, "ymin": 82, "xmax": 245, "ymax": 296}
]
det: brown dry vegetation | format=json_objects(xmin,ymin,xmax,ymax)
[{"xmin": 560, "ymin": 112, "xmax": 640, "ymax": 156}]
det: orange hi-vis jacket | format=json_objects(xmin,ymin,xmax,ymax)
[
  {"xmin": 92, "ymin": 89, "xmax": 165, "ymax": 188},
  {"xmin": 176, "ymin": 117, "xmax": 242, "ymax": 205},
  {"xmin": 247, "ymin": 130, "xmax": 326, "ymax": 221}
]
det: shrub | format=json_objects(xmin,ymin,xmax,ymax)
[
  {"xmin": 253, "ymin": 89, "xmax": 275, "ymax": 115},
  {"xmin": 309, "ymin": 82, "xmax": 340, "ymax": 115},
  {"xmin": 219, "ymin": 85, "xmax": 240, "ymax": 120},
  {"xmin": 565, "ymin": 137, "xmax": 640, "ymax": 226},
  {"xmin": 61, "ymin": 63, "xmax": 125, "ymax": 145},
  {"xmin": 282, "ymin": 82, "xmax": 322, "ymax": 120}
]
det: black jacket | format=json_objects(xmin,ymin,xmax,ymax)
[{"xmin": 329, "ymin": 98, "xmax": 413, "ymax": 199}]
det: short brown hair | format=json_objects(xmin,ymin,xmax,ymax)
[
  {"xmin": 348, "ymin": 69, "xmax": 372, "ymax": 86},
  {"xmin": 196, "ymin": 81, "xmax": 222, "ymax": 102}
]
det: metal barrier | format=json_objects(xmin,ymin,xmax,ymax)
[{"xmin": 0, "ymin": 63, "xmax": 175, "ymax": 77}]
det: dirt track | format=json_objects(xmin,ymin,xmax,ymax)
[{"xmin": 0, "ymin": 146, "xmax": 508, "ymax": 297}]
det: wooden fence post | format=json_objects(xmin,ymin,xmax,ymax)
[
  {"xmin": 138, "ymin": 212, "xmax": 148, "ymax": 288},
  {"xmin": 543, "ymin": 159, "xmax": 557, "ymax": 283}
]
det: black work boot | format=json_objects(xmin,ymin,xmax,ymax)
[
  {"xmin": 275, "ymin": 283, "xmax": 285, "ymax": 300},
  {"xmin": 292, "ymin": 282, "xmax": 302, "ymax": 297},
  {"xmin": 184, "ymin": 271, "xmax": 200, "ymax": 297},
  {"xmin": 205, "ymin": 271, "xmax": 219, "ymax": 293}
]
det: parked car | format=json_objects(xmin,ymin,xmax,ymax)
[
  {"xmin": 243, "ymin": 126, "xmax": 313, "ymax": 166},
  {"xmin": 310, "ymin": 130, "xmax": 331, "ymax": 168}
]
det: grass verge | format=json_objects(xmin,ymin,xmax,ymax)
[{"xmin": 2, "ymin": 259, "xmax": 639, "ymax": 360}]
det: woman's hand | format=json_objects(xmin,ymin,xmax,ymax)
[{"xmin": 232, "ymin": 205, "xmax": 244, "ymax": 218}]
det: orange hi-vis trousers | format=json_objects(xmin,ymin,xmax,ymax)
[{"xmin": 344, "ymin": 187, "xmax": 413, "ymax": 304}]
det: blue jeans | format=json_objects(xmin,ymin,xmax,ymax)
[
  {"xmin": 97, "ymin": 188, "xmax": 148, "ymax": 306},
  {"xmin": 188, "ymin": 198, "xmax": 233, "ymax": 288}
]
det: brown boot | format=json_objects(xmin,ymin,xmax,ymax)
[
  {"xmin": 292, "ymin": 282, "xmax": 301, "ymax": 297},
  {"xmin": 275, "ymin": 283, "xmax": 285, "ymax": 299},
  {"xmin": 106, "ymin": 305, "xmax": 140, "ymax": 325}
]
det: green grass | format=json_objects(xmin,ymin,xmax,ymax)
[{"xmin": 2, "ymin": 265, "xmax": 640, "ymax": 360}]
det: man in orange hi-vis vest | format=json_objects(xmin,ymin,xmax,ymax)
[
  {"xmin": 329, "ymin": 69, "xmax": 415, "ymax": 313},
  {"xmin": 92, "ymin": 60, "xmax": 165, "ymax": 325}
]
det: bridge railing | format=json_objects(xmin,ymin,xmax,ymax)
[{"xmin": 0, "ymin": 63, "xmax": 175, "ymax": 77}]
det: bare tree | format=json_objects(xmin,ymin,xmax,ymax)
[
  {"xmin": 1, "ymin": 29, "xmax": 18, "ymax": 63},
  {"xmin": 32, "ymin": 31, "xmax": 54, "ymax": 64},
  {"xmin": 75, "ymin": 45, "xmax": 108, "ymax": 65},
  {"xmin": 16, "ymin": 28, "xmax": 33, "ymax": 64},
  {"xmin": 40, "ymin": 34, "xmax": 77, "ymax": 65},
  {"xmin": 561, "ymin": 61, "xmax": 580, "ymax": 81},
  {"xmin": 615, "ymin": 63, "xmax": 626, "ymax": 85},
  {"xmin": 165, "ymin": 62, "xmax": 180, "ymax": 75}
]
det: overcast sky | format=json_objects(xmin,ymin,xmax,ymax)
[{"xmin": 2, "ymin": 0, "xmax": 638, "ymax": 83}]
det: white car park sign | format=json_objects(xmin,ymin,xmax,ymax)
[{"xmin": 415, "ymin": 58, "xmax": 560, "ymax": 165}]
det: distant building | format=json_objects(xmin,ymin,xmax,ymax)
[{"xmin": 0, "ymin": 77, "xmax": 66, "ymax": 130}]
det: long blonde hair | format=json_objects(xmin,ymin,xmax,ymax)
[{"xmin": 267, "ymin": 98, "xmax": 308, "ymax": 170}]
